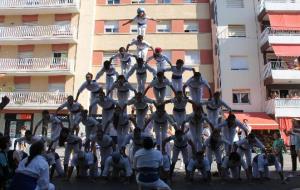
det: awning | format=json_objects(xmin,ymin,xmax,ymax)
[
  {"xmin": 269, "ymin": 13, "xmax": 300, "ymax": 30},
  {"xmin": 224, "ymin": 112, "xmax": 279, "ymax": 130},
  {"xmin": 272, "ymin": 44, "xmax": 300, "ymax": 57}
]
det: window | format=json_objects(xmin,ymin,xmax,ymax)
[
  {"xmin": 131, "ymin": 0, "xmax": 145, "ymax": 4},
  {"xmin": 158, "ymin": 0, "xmax": 171, "ymax": 3},
  {"xmin": 104, "ymin": 21, "xmax": 119, "ymax": 33},
  {"xmin": 48, "ymin": 83, "xmax": 65, "ymax": 92},
  {"xmin": 156, "ymin": 21, "xmax": 171, "ymax": 33},
  {"xmin": 130, "ymin": 24, "xmax": 138, "ymax": 33},
  {"xmin": 185, "ymin": 51, "xmax": 200, "ymax": 65},
  {"xmin": 53, "ymin": 52, "xmax": 68, "ymax": 64},
  {"xmin": 232, "ymin": 90, "xmax": 250, "ymax": 104},
  {"xmin": 184, "ymin": 21, "xmax": 199, "ymax": 33},
  {"xmin": 107, "ymin": 0, "xmax": 120, "ymax": 4},
  {"xmin": 18, "ymin": 52, "xmax": 33, "ymax": 65},
  {"xmin": 230, "ymin": 56, "xmax": 248, "ymax": 70},
  {"xmin": 228, "ymin": 25, "xmax": 246, "ymax": 37},
  {"xmin": 184, "ymin": 0, "xmax": 194, "ymax": 3},
  {"xmin": 226, "ymin": 0, "xmax": 244, "ymax": 8},
  {"xmin": 15, "ymin": 84, "xmax": 30, "ymax": 92}
]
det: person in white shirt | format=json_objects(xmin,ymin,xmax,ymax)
[
  {"xmin": 80, "ymin": 110, "xmax": 100, "ymax": 145},
  {"xmin": 122, "ymin": 7, "xmax": 158, "ymax": 36},
  {"xmin": 102, "ymin": 152, "xmax": 132, "ymax": 183},
  {"xmin": 165, "ymin": 59, "xmax": 195, "ymax": 91},
  {"xmin": 126, "ymin": 92, "xmax": 155, "ymax": 129},
  {"xmin": 143, "ymin": 105, "xmax": 177, "ymax": 150},
  {"xmin": 126, "ymin": 35, "xmax": 154, "ymax": 61},
  {"xmin": 107, "ymin": 75, "xmax": 137, "ymax": 107},
  {"xmin": 186, "ymin": 150, "xmax": 211, "ymax": 183},
  {"xmin": 183, "ymin": 72, "xmax": 212, "ymax": 104},
  {"xmin": 56, "ymin": 95, "xmax": 84, "ymax": 135},
  {"xmin": 134, "ymin": 137, "xmax": 171, "ymax": 190},
  {"xmin": 146, "ymin": 47, "xmax": 172, "ymax": 72},
  {"xmin": 75, "ymin": 73, "xmax": 102, "ymax": 115},
  {"xmin": 217, "ymin": 113, "xmax": 249, "ymax": 155},
  {"xmin": 33, "ymin": 110, "xmax": 63, "ymax": 150},
  {"xmin": 144, "ymin": 72, "xmax": 176, "ymax": 103},
  {"xmin": 126, "ymin": 57, "xmax": 156, "ymax": 92},
  {"xmin": 234, "ymin": 133, "xmax": 265, "ymax": 174},
  {"xmin": 14, "ymin": 130, "xmax": 44, "ymax": 151},
  {"xmin": 95, "ymin": 60, "xmax": 119, "ymax": 98},
  {"xmin": 10, "ymin": 141, "xmax": 55, "ymax": 190},
  {"xmin": 110, "ymin": 47, "xmax": 134, "ymax": 75},
  {"xmin": 221, "ymin": 151, "xmax": 247, "ymax": 180}
]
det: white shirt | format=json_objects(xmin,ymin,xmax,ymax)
[
  {"xmin": 126, "ymin": 63, "xmax": 156, "ymax": 79},
  {"xmin": 130, "ymin": 40, "xmax": 151, "ymax": 51},
  {"xmin": 16, "ymin": 155, "xmax": 50, "ymax": 190},
  {"xmin": 78, "ymin": 80, "xmax": 101, "ymax": 93},
  {"xmin": 102, "ymin": 156, "xmax": 132, "ymax": 177},
  {"xmin": 133, "ymin": 15, "xmax": 149, "ymax": 26},
  {"xmin": 185, "ymin": 76, "xmax": 210, "ymax": 89},
  {"xmin": 111, "ymin": 52, "xmax": 133, "ymax": 62},
  {"xmin": 127, "ymin": 96, "xmax": 155, "ymax": 110},
  {"xmin": 149, "ymin": 78, "xmax": 172, "ymax": 89},
  {"xmin": 236, "ymin": 137, "xmax": 265, "ymax": 151},
  {"xmin": 91, "ymin": 97, "xmax": 116, "ymax": 110},
  {"xmin": 95, "ymin": 65, "xmax": 118, "ymax": 81},
  {"xmin": 150, "ymin": 112, "xmax": 176, "ymax": 126},
  {"xmin": 146, "ymin": 54, "xmax": 171, "ymax": 72},
  {"xmin": 111, "ymin": 81, "xmax": 135, "ymax": 92},
  {"xmin": 134, "ymin": 148, "xmax": 163, "ymax": 169},
  {"xmin": 92, "ymin": 134, "xmax": 113, "ymax": 148},
  {"xmin": 58, "ymin": 102, "xmax": 82, "ymax": 113},
  {"xmin": 165, "ymin": 66, "xmax": 193, "ymax": 77},
  {"xmin": 217, "ymin": 120, "xmax": 248, "ymax": 144}
]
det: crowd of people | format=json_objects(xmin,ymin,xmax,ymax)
[{"xmin": 1, "ymin": 7, "xmax": 300, "ymax": 190}]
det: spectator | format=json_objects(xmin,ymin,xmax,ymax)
[{"xmin": 272, "ymin": 132, "xmax": 287, "ymax": 170}]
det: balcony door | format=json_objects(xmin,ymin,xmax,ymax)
[{"xmin": 18, "ymin": 51, "xmax": 33, "ymax": 67}]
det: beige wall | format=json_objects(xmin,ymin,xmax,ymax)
[
  {"xmin": 94, "ymin": 33, "xmax": 212, "ymax": 50},
  {"xmin": 95, "ymin": 4, "xmax": 210, "ymax": 20}
]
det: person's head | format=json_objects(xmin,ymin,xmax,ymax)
[
  {"xmin": 117, "ymin": 75, "xmax": 126, "ymax": 85},
  {"xmin": 154, "ymin": 47, "xmax": 162, "ymax": 57},
  {"xmin": 213, "ymin": 91, "xmax": 221, "ymax": 100},
  {"xmin": 112, "ymin": 152, "xmax": 121, "ymax": 164},
  {"xmin": 175, "ymin": 130, "xmax": 184, "ymax": 142},
  {"xmin": 176, "ymin": 59, "xmax": 184, "ymax": 68},
  {"xmin": 42, "ymin": 110, "xmax": 50, "ymax": 121},
  {"xmin": 133, "ymin": 127, "xmax": 141, "ymax": 138},
  {"xmin": 86, "ymin": 72, "xmax": 93, "ymax": 83},
  {"xmin": 226, "ymin": 113, "xmax": 236, "ymax": 127},
  {"xmin": 175, "ymin": 91, "xmax": 183, "ymax": 101},
  {"xmin": 228, "ymin": 152, "xmax": 241, "ymax": 165},
  {"xmin": 193, "ymin": 72, "xmax": 201, "ymax": 80},
  {"xmin": 143, "ymin": 137, "xmax": 154, "ymax": 150},
  {"xmin": 247, "ymin": 133, "xmax": 256, "ymax": 143},
  {"xmin": 59, "ymin": 128, "xmax": 70, "ymax": 147},
  {"xmin": 137, "ymin": 7, "xmax": 145, "ymax": 17},
  {"xmin": 96, "ymin": 129, "xmax": 104, "ymax": 140},
  {"xmin": 136, "ymin": 92, "xmax": 143, "ymax": 102},
  {"xmin": 98, "ymin": 88, "xmax": 105, "ymax": 100},
  {"xmin": 137, "ymin": 58, "xmax": 144, "ymax": 67},
  {"xmin": 273, "ymin": 132, "xmax": 280, "ymax": 139},
  {"xmin": 81, "ymin": 110, "xmax": 88, "ymax": 119},
  {"xmin": 67, "ymin": 95, "xmax": 74, "ymax": 105},
  {"xmin": 119, "ymin": 47, "xmax": 126, "ymax": 54},
  {"xmin": 25, "ymin": 130, "xmax": 32, "ymax": 141},
  {"xmin": 26, "ymin": 141, "xmax": 45, "ymax": 167},
  {"xmin": 157, "ymin": 71, "xmax": 165, "ymax": 82},
  {"xmin": 137, "ymin": 35, "xmax": 143, "ymax": 42},
  {"xmin": 195, "ymin": 150, "xmax": 205, "ymax": 162},
  {"xmin": 0, "ymin": 136, "xmax": 11, "ymax": 151},
  {"xmin": 211, "ymin": 129, "xmax": 221, "ymax": 141},
  {"xmin": 156, "ymin": 104, "xmax": 165, "ymax": 116},
  {"xmin": 104, "ymin": 60, "xmax": 111, "ymax": 70}
]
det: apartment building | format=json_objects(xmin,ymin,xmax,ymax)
[
  {"xmin": 211, "ymin": 0, "xmax": 300, "ymax": 142},
  {"xmin": 0, "ymin": 0, "xmax": 95, "ymax": 137}
]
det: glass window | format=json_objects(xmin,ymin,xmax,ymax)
[
  {"xmin": 157, "ymin": 21, "xmax": 171, "ymax": 33},
  {"xmin": 184, "ymin": 21, "xmax": 199, "ymax": 33},
  {"xmin": 228, "ymin": 25, "xmax": 246, "ymax": 37},
  {"xmin": 53, "ymin": 52, "xmax": 68, "ymax": 64},
  {"xmin": 232, "ymin": 90, "xmax": 250, "ymax": 104},
  {"xmin": 158, "ymin": 0, "xmax": 171, "ymax": 3},
  {"xmin": 107, "ymin": 0, "xmax": 120, "ymax": 4},
  {"xmin": 15, "ymin": 84, "xmax": 30, "ymax": 92},
  {"xmin": 185, "ymin": 51, "xmax": 200, "ymax": 65},
  {"xmin": 226, "ymin": 0, "xmax": 244, "ymax": 8},
  {"xmin": 230, "ymin": 56, "xmax": 249, "ymax": 70},
  {"xmin": 131, "ymin": 0, "xmax": 145, "ymax": 4},
  {"xmin": 130, "ymin": 24, "xmax": 138, "ymax": 33},
  {"xmin": 104, "ymin": 21, "xmax": 119, "ymax": 33},
  {"xmin": 48, "ymin": 83, "xmax": 65, "ymax": 92}
]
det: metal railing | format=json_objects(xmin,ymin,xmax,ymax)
[
  {"xmin": 260, "ymin": 27, "xmax": 300, "ymax": 45},
  {"xmin": 0, "ymin": 0, "xmax": 79, "ymax": 8},
  {"xmin": 0, "ymin": 24, "xmax": 77, "ymax": 39},
  {"xmin": 258, "ymin": 0, "xmax": 300, "ymax": 13},
  {"xmin": 0, "ymin": 92, "xmax": 68, "ymax": 107},
  {"xmin": 265, "ymin": 98, "xmax": 300, "ymax": 114},
  {"xmin": 0, "ymin": 57, "xmax": 73, "ymax": 73}
]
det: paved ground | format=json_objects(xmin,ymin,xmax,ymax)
[{"xmin": 52, "ymin": 152, "xmax": 300, "ymax": 190}]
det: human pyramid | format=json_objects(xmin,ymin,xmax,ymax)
[{"xmin": 2, "ymin": 7, "xmax": 291, "ymax": 190}]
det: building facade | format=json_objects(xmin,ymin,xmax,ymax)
[{"xmin": 0, "ymin": 0, "xmax": 214, "ymax": 136}]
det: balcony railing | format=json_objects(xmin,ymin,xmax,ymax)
[
  {"xmin": 263, "ymin": 61, "xmax": 290, "ymax": 79},
  {"xmin": 0, "ymin": 24, "xmax": 77, "ymax": 42},
  {"xmin": 265, "ymin": 98, "xmax": 300, "ymax": 117},
  {"xmin": 0, "ymin": 92, "xmax": 68, "ymax": 108},
  {"xmin": 0, "ymin": 0, "xmax": 79, "ymax": 8},
  {"xmin": 260, "ymin": 27, "xmax": 300, "ymax": 45},
  {"xmin": 0, "ymin": 57, "xmax": 74, "ymax": 74},
  {"xmin": 258, "ymin": 0, "xmax": 300, "ymax": 14}
]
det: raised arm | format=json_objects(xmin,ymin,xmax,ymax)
[
  {"xmin": 106, "ymin": 82, "xmax": 117, "ymax": 96},
  {"xmin": 56, "ymin": 102, "xmax": 67, "ymax": 114},
  {"xmin": 125, "ymin": 65, "xmax": 136, "ymax": 80},
  {"xmin": 164, "ymin": 55, "xmax": 172, "ymax": 67},
  {"xmin": 145, "ymin": 64, "xmax": 157, "ymax": 77},
  {"xmin": 95, "ymin": 67, "xmax": 105, "ymax": 81},
  {"xmin": 75, "ymin": 83, "xmax": 86, "ymax": 102},
  {"xmin": 122, "ymin": 19, "xmax": 134, "ymax": 26},
  {"xmin": 33, "ymin": 119, "xmax": 43, "ymax": 135}
]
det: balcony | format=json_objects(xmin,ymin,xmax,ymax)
[
  {"xmin": 265, "ymin": 98, "xmax": 300, "ymax": 117},
  {"xmin": 258, "ymin": 0, "xmax": 300, "ymax": 17},
  {"xmin": 0, "ymin": 92, "xmax": 68, "ymax": 110},
  {"xmin": 260, "ymin": 27, "xmax": 300, "ymax": 47},
  {"xmin": 0, "ymin": 57, "xmax": 74, "ymax": 76},
  {"xmin": 0, "ymin": 24, "xmax": 77, "ymax": 45},
  {"xmin": 263, "ymin": 61, "xmax": 300, "ymax": 84},
  {"xmin": 0, "ymin": 0, "xmax": 80, "ymax": 15}
]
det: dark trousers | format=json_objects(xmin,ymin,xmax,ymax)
[{"xmin": 291, "ymin": 145, "xmax": 297, "ymax": 171}]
